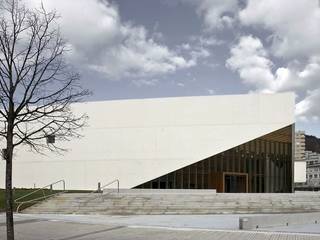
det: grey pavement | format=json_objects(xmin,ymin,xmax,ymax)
[
  {"xmin": 1, "ymin": 213, "xmax": 320, "ymax": 240},
  {"xmin": 1, "ymin": 219, "xmax": 320, "ymax": 240},
  {"xmin": 260, "ymin": 224, "xmax": 320, "ymax": 234},
  {"xmin": 13, "ymin": 213, "xmax": 241, "ymax": 229}
]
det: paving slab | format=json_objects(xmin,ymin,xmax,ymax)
[
  {"xmin": 1, "ymin": 213, "xmax": 320, "ymax": 239},
  {"xmin": 0, "ymin": 220, "xmax": 123, "ymax": 240},
  {"xmin": 260, "ymin": 224, "xmax": 320, "ymax": 234},
  {"xmin": 17, "ymin": 213, "xmax": 241, "ymax": 229},
  {"xmin": 239, "ymin": 212, "xmax": 320, "ymax": 229},
  {"xmin": 1, "ymin": 220, "xmax": 320, "ymax": 240}
]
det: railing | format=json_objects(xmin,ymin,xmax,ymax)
[
  {"xmin": 78, "ymin": 179, "xmax": 119, "ymax": 208},
  {"xmin": 100, "ymin": 179, "xmax": 120, "ymax": 194},
  {"xmin": 15, "ymin": 179, "xmax": 66, "ymax": 213}
]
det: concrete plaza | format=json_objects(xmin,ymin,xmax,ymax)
[{"xmin": 1, "ymin": 213, "xmax": 320, "ymax": 240}]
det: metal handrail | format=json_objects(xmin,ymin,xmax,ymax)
[
  {"xmin": 78, "ymin": 179, "xmax": 119, "ymax": 207},
  {"xmin": 15, "ymin": 179, "xmax": 66, "ymax": 212},
  {"xmin": 100, "ymin": 179, "xmax": 120, "ymax": 193}
]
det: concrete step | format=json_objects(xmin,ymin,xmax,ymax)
[{"xmin": 23, "ymin": 190, "xmax": 320, "ymax": 215}]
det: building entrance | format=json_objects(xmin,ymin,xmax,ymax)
[{"xmin": 224, "ymin": 173, "xmax": 248, "ymax": 193}]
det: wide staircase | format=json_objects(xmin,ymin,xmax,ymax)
[{"xmin": 23, "ymin": 189, "xmax": 320, "ymax": 215}]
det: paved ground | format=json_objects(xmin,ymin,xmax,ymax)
[
  {"xmin": 261, "ymin": 224, "xmax": 320, "ymax": 234},
  {"xmin": 0, "ymin": 214, "xmax": 320, "ymax": 240},
  {"xmin": 13, "ymin": 213, "xmax": 241, "ymax": 229}
]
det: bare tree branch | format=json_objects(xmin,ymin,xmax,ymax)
[
  {"xmin": 0, "ymin": 1, "xmax": 90, "ymax": 239},
  {"xmin": 0, "ymin": 0, "xmax": 89, "ymax": 153}
]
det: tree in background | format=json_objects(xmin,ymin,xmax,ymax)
[{"xmin": 0, "ymin": 1, "xmax": 89, "ymax": 239}]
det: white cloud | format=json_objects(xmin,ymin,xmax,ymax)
[
  {"xmin": 190, "ymin": 47, "xmax": 210, "ymax": 61},
  {"xmin": 195, "ymin": 0, "xmax": 238, "ymax": 30},
  {"xmin": 227, "ymin": 36, "xmax": 320, "ymax": 94},
  {"xmin": 88, "ymin": 25, "xmax": 195, "ymax": 78},
  {"xmin": 227, "ymin": 36, "xmax": 320, "ymax": 122},
  {"xmin": 207, "ymin": 89, "xmax": 215, "ymax": 95},
  {"xmin": 226, "ymin": 36, "xmax": 275, "ymax": 92},
  {"xmin": 227, "ymin": 1, "xmax": 320, "ymax": 123},
  {"xmin": 132, "ymin": 78, "xmax": 159, "ymax": 87},
  {"xmin": 181, "ymin": 43, "xmax": 191, "ymax": 50},
  {"xmin": 27, "ymin": 0, "xmax": 195, "ymax": 79},
  {"xmin": 239, "ymin": 0, "xmax": 320, "ymax": 59},
  {"xmin": 181, "ymin": 0, "xmax": 238, "ymax": 30},
  {"xmin": 180, "ymin": 0, "xmax": 320, "ymax": 123},
  {"xmin": 177, "ymin": 36, "xmax": 216, "ymax": 68},
  {"xmin": 296, "ymin": 90, "xmax": 320, "ymax": 122},
  {"xmin": 189, "ymin": 35, "xmax": 225, "ymax": 47},
  {"xmin": 197, "ymin": 36, "xmax": 225, "ymax": 46}
]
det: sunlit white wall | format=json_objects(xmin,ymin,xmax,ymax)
[{"xmin": 0, "ymin": 93, "xmax": 295, "ymax": 190}]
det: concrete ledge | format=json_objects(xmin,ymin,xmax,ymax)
[
  {"xmin": 239, "ymin": 212, "xmax": 320, "ymax": 230},
  {"xmin": 113, "ymin": 189, "xmax": 217, "ymax": 194}
]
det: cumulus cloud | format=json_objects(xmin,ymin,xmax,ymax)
[
  {"xmin": 176, "ymin": 36, "xmax": 219, "ymax": 69},
  {"xmin": 227, "ymin": 36, "xmax": 320, "ymax": 122},
  {"xmin": 26, "ymin": 0, "xmax": 195, "ymax": 79},
  {"xmin": 181, "ymin": 0, "xmax": 320, "ymax": 122},
  {"xmin": 228, "ymin": 1, "xmax": 320, "ymax": 122},
  {"xmin": 296, "ymin": 90, "xmax": 320, "ymax": 122},
  {"xmin": 87, "ymin": 25, "xmax": 195, "ymax": 78},
  {"xmin": 182, "ymin": 0, "xmax": 239, "ymax": 30},
  {"xmin": 226, "ymin": 36, "xmax": 275, "ymax": 92},
  {"xmin": 177, "ymin": 35, "xmax": 224, "ymax": 69},
  {"xmin": 239, "ymin": 0, "xmax": 320, "ymax": 59}
]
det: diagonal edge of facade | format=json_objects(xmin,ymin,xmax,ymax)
[{"xmin": 135, "ymin": 124, "xmax": 294, "ymax": 193}]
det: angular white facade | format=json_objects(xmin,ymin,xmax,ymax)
[{"xmin": 0, "ymin": 93, "xmax": 295, "ymax": 190}]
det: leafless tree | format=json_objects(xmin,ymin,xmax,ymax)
[{"xmin": 0, "ymin": 1, "xmax": 89, "ymax": 239}]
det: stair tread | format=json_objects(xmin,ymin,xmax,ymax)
[{"xmin": 23, "ymin": 191, "xmax": 320, "ymax": 215}]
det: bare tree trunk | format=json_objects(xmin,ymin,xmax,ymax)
[
  {"xmin": 5, "ymin": 148, "xmax": 14, "ymax": 240},
  {"xmin": 0, "ymin": 2, "xmax": 89, "ymax": 239},
  {"xmin": 6, "ymin": 104, "xmax": 15, "ymax": 240}
]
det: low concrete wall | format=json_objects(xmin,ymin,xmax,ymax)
[
  {"xmin": 239, "ymin": 212, "xmax": 320, "ymax": 230},
  {"xmin": 116, "ymin": 189, "xmax": 217, "ymax": 194}
]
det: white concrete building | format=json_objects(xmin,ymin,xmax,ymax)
[
  {"xmin": 294, "ymin": 131, "xmax": 307, "ymax": 184},
  {"xmin": 295, "ymin": 131, "xmax": 306, "ymax": 161},
  {"xmin": 306, "ymin": 151, "xmax": 320, "ymax": 187},
  {"xmin": 0, "ymin": 92, "xmax": 300, "ymax": 192}
]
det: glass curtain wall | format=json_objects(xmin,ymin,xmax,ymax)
[{"xmin": 134, "ymin": 125, "xmax": 293, "ymax": 193}]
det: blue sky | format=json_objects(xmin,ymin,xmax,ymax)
[{"xmin": 28, "ymin": 0, "xmax": 320, "ymax": 137}]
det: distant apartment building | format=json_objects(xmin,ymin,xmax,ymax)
[
  {"xmin": 295, "ymin": 132, "xmax": 320, "ymax": 190},
  {"xmin": 294, "ymin": 131, "xmax": 307, "ymax": 183},
  {"xmin": 295, "ymin": 131, "xmax": 306, "ymax": 161},
  {"xmin": 306, "ymin": 151, "xmax": 320, "ymax": 186}
]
